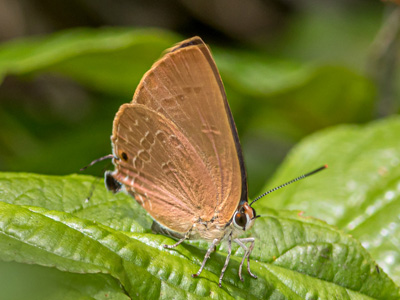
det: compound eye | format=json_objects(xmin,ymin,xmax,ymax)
[{"xmin": 234, "ymin": 212, "xmax": 247, "ymax": 229}]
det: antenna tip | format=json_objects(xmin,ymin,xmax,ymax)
[{"xmin": 324, "ymin": 164, "xmax": 328, "ymax": 169}]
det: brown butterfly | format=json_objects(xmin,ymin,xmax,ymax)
[{"xmin": 99, "ymin": 37, "xmax": 326, "ymax": 287}]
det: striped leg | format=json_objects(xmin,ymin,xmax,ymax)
[
  {"xmin": 163, "ymin": 236, "xmax": 187, "ymax": 249},
  {"xmin": 234, "ymin": 237, "xmax": 257, "ymax": 281},
  {"xmin": 163, "ymin": 226, "xmax": 193, "ymax": 249},
  {"xmin": 218, "ymin": 232, "xmax": 233, "ymax": 287},
  {"xmin": 192, "ymin": 238, "xmax": 220, "ymax": 278}
]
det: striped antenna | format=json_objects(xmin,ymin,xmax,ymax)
[
  {"xmin": 80, "ymin": 156, "xmax": 115, "ymax": 202},
  {"xmin": 80, "ymin": 154, "xmax": 115, "ymax": 171},
  {"xmin": 250, "ymin": 165, "xmax": 328, "ymax": 206}
]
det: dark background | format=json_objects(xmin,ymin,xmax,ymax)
[{"xmin": 0, "ymin": 0, "xmax": 398, "ymax": 197}]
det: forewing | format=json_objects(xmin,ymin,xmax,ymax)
[
  {"xmin": 111, "ymin": 104, "xmax": 218, "ymax": 233},
  {"xmin": 130, "ymin": 37, "xmax": 246, "ymax": 226}
]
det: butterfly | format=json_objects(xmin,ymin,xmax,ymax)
[{"xmin": 100, "ymin": 36, "xmax": 326, "ymax": 287}]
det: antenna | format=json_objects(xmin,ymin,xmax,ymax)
[
  {"xmin": 250, "ymin": 165, "xmax": 328, "ymax": 206},
  {"xmin": 80, "ymin": 155, "xmax": 115, "ymax": 202},
  {"xmin": 80, "ymin": 154, "xmax": 115, "ymax": 171}
]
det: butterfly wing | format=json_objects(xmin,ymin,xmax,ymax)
[
  {"xmin": 132, "ymin": 37, "xmax": 248, "ymax": 212},
  {"xmin": 110, "ymin": 37, "xmax": 247, "ymax": 234}
]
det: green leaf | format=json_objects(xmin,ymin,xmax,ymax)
[
  {"xmin": 0, "ymin": 28, "xmax": 179, "ymax": 97},
  {"xmin": 261, "ymin": 116, "xmax": 400, "ymax": 286},
  {"xmin": 0, "ymin": 261, "xmax": 129, "ymax": 300},
  {"xmin": 0, "ymin": 28, "xmax": 375, "ymax": 128},
  {"xmin": 0, "ymin": 172, "xmax": 398, "ymax": 299}
]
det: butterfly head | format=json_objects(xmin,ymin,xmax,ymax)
[{"xmin": 232, "ymin": 202, "xmax": 259, "ymax": 231}]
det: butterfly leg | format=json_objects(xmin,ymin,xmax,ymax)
[
  {"xmin": 163, "ymin": 228, "xmax": 192, "ymax": 249},
  {"xmin": 192, "ymin": 238, "xmax": 220, "ymax": 279},
  {"xmin": 218, "ymin": 232, "xmax": 233, "ymax": 287},
  {"xmin": 163, "ymin": 237, "xmax": 186, "ymax": 248},
  {"xmin": 234, "ymin": 237, "xmax": 257, "ymax": 281}
]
